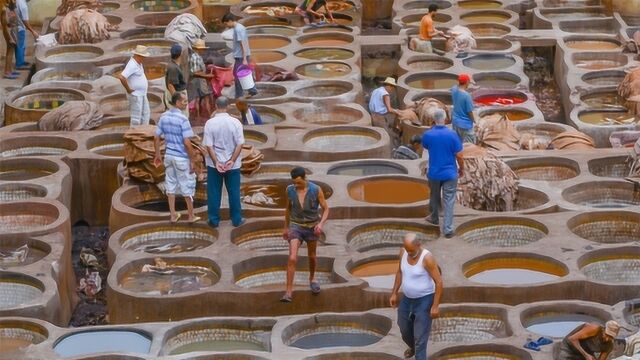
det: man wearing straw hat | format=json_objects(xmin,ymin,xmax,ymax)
[
  {"xmin": 369, "ymin": 77, "xmax": 400, "ymax": 147},
  {"xmin": 115, "ymin": 45, "xmax": 151, "ymax": 127},
  {"xmin": 558, "ymin": 320, "xmax": 620, "ymax": 359},
  {"xmin": 189, "ymin": 39, "xmax": 214, "ymax": 123}
]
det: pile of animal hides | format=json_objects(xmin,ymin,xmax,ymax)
[
  {"xmin": 165, "ymin": 14, "xmax": 207, "ymax": 48},
  {"xmin": 56, "ymin": 0, "xmax": 99, "ymax": 16},
  {"xmin": 37, "ymin": 101, "xmax": 103, "ymax": 131},
  {"xmin": 457, "ymin": 144, "xmax": 519, "ymax": 212},
  {"xmin": 446, "ymin": 25, "xmax": 477, "ymax": 53},
  {"xmin": 396, "ymin": 97, "xmax": 450, "ymax": 127},
  {"xmin": 59, "ymin": 9, "xmax": 116, "ymax": 44},
  {"xmin": 618, "ymin": 66, "xmax": 640, "ymax": 116},
  {"xmin": 241, "ymin": 145, "xmax": 264, "ymax": 176},
  {"xmin": 476, "ymin": 113, "xmax": 596, "ymax": 151}
]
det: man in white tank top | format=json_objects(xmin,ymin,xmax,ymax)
[{"xmin": 390, "ymin": 233, "xmax": 443, "ymax": 360}]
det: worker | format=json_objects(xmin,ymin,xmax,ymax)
[
  {"xmin": 451, "ymin": 73, "xmax": 476, "ymax": 144},
  {"xmin": 558, "ymin": 321, "xmax": 619, "ymax": 360},
  {"xmin": 392, "ymin": 134, "xmax": 422, "ymax": 160},
  {"xmin": 295, "ymin": 0, "xmax": 335, "ymax": 25},
  {"xmin": 115, "ymin": 45, "xmax": 151, "ymax": 126},
  {"xmin": 369, "ymin": 77, "xmax": 400, "ymax": 147},
  {"xmin": 410, "ymin": 4, "xmax": 448, "ymax": 55}
]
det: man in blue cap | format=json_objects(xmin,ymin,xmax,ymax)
[{"xmin": 165, "ymin": 43, "xmax": 189, "ymax": 117}]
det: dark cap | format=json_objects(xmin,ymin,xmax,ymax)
[{"xmin": 170, "ymin": 44, "xmax": 182, "ymax": 57}]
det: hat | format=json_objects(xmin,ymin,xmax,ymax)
[
  {"xmin": 458, "ymin": 73, "xmax": 471, "ymax": 85},
  {"xmin": 383, "ymin": 77, "xmax": 397, "ymax": 86},
  {"xmin": 170, "ymin": 44, "xmax": 183, "ymax": 57},
  {"xmin": 193, "ymin": 39, "xmax": 208, "ymax": 50},
  {"xmin": 604, "ymin": 320, "xmax": 620, "ymax": 338},
  {"xmin": 132, "ymin": 45, "xmax": 150, "ymax": 57}
]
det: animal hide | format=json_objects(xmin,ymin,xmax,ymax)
[
  {"xmin": 475, "ymin": 113, "xmax": 521, "ymax": 151},
  {"xmin": 56, "ymin": 0, "xmax": 99, "ymax": 16},
  {"xmin": 397, "ymin": 98, "xmax": 448, "ymax": 126},
  {"xmin": 550, "ymin": 131, "xmax": 596, "ymax": 150},
  {"xmin": 619, "ymin": 67, "xmax": 640, "ymax": 116},
  {"xmin": 241, "ymin": 144, "xmax": 264, "ymax": 176},
  {"xmin": 59, "ymin": 9, "xmax": 116, "ymax": 44},
  {"xmin": 446, "ymin": 25, "xmax": 477, "ymax": 53},
  {"xmin": 164, "ymin": 13, "xmax": 207, "ymax": 48},
  {"xmin": 38, "ymin": 101, "xmax": 103, "ymax": 131}
]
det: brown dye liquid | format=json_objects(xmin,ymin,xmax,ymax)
[
  {"xmin": 349, "ymin": 179, "xmax": 429, "ymax": 204},
  {"xmin": 475, "ymin": 77, "xmax": 518, "ymax": 89},
  {"xmin": 470, "ymin": 26, "xmax": 509, "ymax": 36},
  {"xmin": 462, "ymin": 14, "xmax": 509, "ymax": 23},
  {"xmin": 296, "ymin": 48, "xmax": 354, "ymax": 61},
  {"xmin": 407, "ymin": 77, "xmax": 457, "ymax": 90},
  {"xmin": 441, "ymin": 352, "xmax": 517, "ymax": 360},
  {"xmin": 351, "ymin": 260, "xmax": 398, "ymax": 277},
  {"xmin": 575, "ymin": 60, "xmax": 623, "ymax": 70},
  {"xmin": 565, "ymin": 40, "xmax": 619, "ymax": 50},
  {"xmin": 0, "ymin": 169, "xmax": 53, "ymax": 181},
  {"xmin": 464, "ymin": 57, "xmax": 515, "ymax": 70},
  {"xmin": 582, "ymin": 93, "xmax": 625, "ymax": 107},
  {"xmin": 409, "ymin": 60, "xmax": 452, "ymax": 70},
  {"xmin": 460, "ymin": 0, "xmax": 503, "ymax": 9},
  {"xmin": 579, "ymin": 112, "xmax": 638, "ymax": 125},
  {"xmin": 119, "ymin": 265, "xmax": 218, "ymax": 295},
  {"xmin": 247, "ymin": 27, "xmax": 297, "ymax": 36},
  {"xmin": 295, "ymin": 85, "xmax": 348, "ymax": 97},
  {"xmin": 249, "ymin": 37, "xmax": 290, "ymax": 50},
  {"xmin": 297, "ymin": 63, "xmax": 351, "ymax": 78},
  {"xmin": 302, "ymin": 39, "xmax": 351, "ymax": 46},
  {"xmin": 252, "ymin": 51, "xmax": 286, "ymax": 63},
  {"xmin": 487, "ymin": 111, "xmax": 532, "ymax": 121},
  {"xmin": 583, "ymin": 76, "xmax": 623, "ymax": 86},
  {"xmin": 465, "ymin": 258, "xmax": 566, "ymax": 285},
  {"xmin": 0, "ymin": 337, "xmax": 33, "ymax": 352}
]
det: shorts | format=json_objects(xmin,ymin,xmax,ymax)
[
  {"xmin": 288, "ymin": 223, "xmax": 318, "ymax": 243},
  {"xmin": 414, "ymin": 39, "xmax": 434, "ymax": 54},
  {"xmin": 453, "ymin": 124, "xmax": 477, "ymax": 144},
  {"xmin": 164, "ymin": 154, "xmax": 196, "ymax": 197}
]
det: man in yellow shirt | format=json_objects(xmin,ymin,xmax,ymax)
[{"xmin": 411, "ymin": 4, "xmax": 448, "ymax": 55}]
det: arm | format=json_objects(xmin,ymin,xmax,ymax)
[
  {"xmin": 314, "ymin": 188, "xmax": 330, "ymax": 234},
  {"xmin": 225, "ymin": 143, "xmax": 243, "ymax": 170},
  {"xmin": 167, "ymin": 83, "xmax": 176, "ymax": 96},
  {"xmin": 598, "ymin": 351, "xmax": 611, "ymax": 360},
  {"xmin": 114, "ymin": 74, "xmax": 133, "ymax": 94},
  {"xmin": 389, "ymin": 249, "xmax": 404, "ymax": 307},
  {"xmin": 424, "ymin": 253, "xmax": 443, "ymax": 318},
  {"xmin": 23, "ymin": 20, "xmax": 38, "ymax": 38},
  {"xmin": 153, "ymin": 134, "xmax": 162, "ymax": 167},
  {"xmin": 567, "ymin": 324, "xmax": 600, "ymax": 360},
  {"xmin": 283, "ymin": 197, "xmax": 291, "ymax": 239},
  {"xmin": 383, "ymin": 94, "xmax": 397, "ymax": 114},
  {"xmin": 456, "ymin": 152, "xmax": 464, "ymax": 178},
  {"xmin": 324, "ymin": 4, "xmax": 334, "ymax": 21},
  {"xmin": 182, "ymin": 137, "xmax": 196, "ymax": 173},
  {"xmin": 0, "ymin": 10, "xmax": 11, "ymax": 44}
]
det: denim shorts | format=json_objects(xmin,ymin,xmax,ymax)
[{"xmin": 288, "ymin": 223, "xmax": 318, "ymax": 243}]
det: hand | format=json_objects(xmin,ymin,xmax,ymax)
[
  {"xmin": 189, "ymin": 160, "xmax": 196, "ymax": 174},
  {"xmin": 458, "ymin": 168, "xmax": 464, "ymax": 178},
  {"xmin": 430, "ymin": 305, "xmax": 440, "ymax": 318},
  {"xmin": 313, "ymin": 223, "xmax": 322, "ymax": 235},
  {"xmin": 33, "ymin": 31, "xmax": 39, "ymax": 38},
  {"xmin": 126, "ymin": 88, "xmax": 133, "ymax": 94},
  {"xmin": 153, "ymin": 155, "xmax": 162, "ymax": 168},
  {"xmin": 282, "ymin": 228, "xmax": 289, "ymax": 240},
  {"xmin": 389, "ymin": 293, "xmax": 398, "ymax": 308},
  {"xmin": 224, "ymin": 160, "xmax": 234, "ymax": 171},
  {"xmin": 242, "ymin": 58, "xmax": 248, "ymax": 66},
  {"xmin": 215, "ymin": 162, "xmax": 226, "ymax": 173},
  {"xmin": 9, "ymin": 38, "xmax": 16, "ymax": 45},
  {"xmin": 584, "ymin": 355, "xmax": 596, "ymax": 360}
]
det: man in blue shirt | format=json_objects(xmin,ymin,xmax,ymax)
[
  {"xmin": 451, "ymin": 73, "xmax": 476, "ymax": 144},
  {"xmin": 153, "ymin": 92, "xmax": 200, "ymax": 224},
  {"xmin": 222, "ymin": 13, "xmax": 258, "ymax": 99},
  {"xmin": 422, "ymin": 109, "xmax": 464, "ymax": 238}
]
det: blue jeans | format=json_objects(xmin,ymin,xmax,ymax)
[
  {"xmin": 234, "ymin": 56, "xmax": 258, "ymax": 98},
  {"xmin": 15, "ymin": 29, "xmax": 26, "ymax": 67},
  {"xmin": 428, "ymin": 178, "xmax": 457, "ymax": 235},
  {"xmin": 206, "ymin": 166, "xmax": 243, "ymax": 226},
  {"xmin": 397, "ymin": 293, "xmax": 434, "ymax": 360}
]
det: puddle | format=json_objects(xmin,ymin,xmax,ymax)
[
  {"xmin": 526, "ymin": 314, "xmax": 602, "ymax": 338},
  {"xmin": 350, "ymin": 259, "xmax": 398, "ymax": 289},
  {"xmin": 119, "ymin": 261, "xmax": 219, "ymax": 295},
  {"xmin": 463, "ymin": 55, "xmax": 515, "ymax": 70},
  {"xmin": 295, "ymin": 48, "xmax": 354, "ymax": 61},
  {"xmin": 54, "ymin": 331, "xmax": 151, "ymax": 357},
  {"xmin": 565, "ymin": 40, "xmax": 619, "ymax": 50}
]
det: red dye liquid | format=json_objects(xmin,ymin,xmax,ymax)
[{"xmin": 474, "ymin": 95, "xmax": 526, "ymax": 106}]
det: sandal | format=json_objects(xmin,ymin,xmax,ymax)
[
  {"xmin": 170, "ymin": 213, "xmax": 182, "ymax": 224},
  {"xmin": 404, "ymin": 348, "xmax": 415, "ymax": 358},
  {"xmin": 188, "ymin": 216, "xmax": 201, "ymax": 224},
  {"xmin": 536, "ymin": 336, "xmax": 553, "ymax": 346},
  {"xmin": 3, "ymin": 74, "xmax": 18, "ymax": 79},
  {"xmin": 523, "ymin": 341, "xmax": 540, "ymax": 351},
  {"xmin": 310, "ymin": 281, "xmax": 321, "ymax": 295},
  {"xmin": 280, "ymin": 294, "xmax": 292, "ymax": 303}
]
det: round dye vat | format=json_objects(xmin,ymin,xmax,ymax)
[
  {"xmin": 0, "ymin": 183, "xmax": 47, "ymax": 202},
  {"xmin": 0, "ymin": 159, "xmax": 57, "ymax": 181},
  {"xmin": 0, "ymin": 136, "xmax": 78, "ymax": 158},
  {"xmin": 100, "ymin": 93, "xmax": 163, "ymax": 115},
  {"xmin": 407, "ymin": 75, "xmax": 457, "ymax": 90},
  {"xmin": 249, "ymin": 36, "xmax": 291, "ymax": 50},
  {"xmin": 12, "ymin": 90, "xmax": 83, "ymax": 110},
  {"xmin": 242, "ymin": 4, "xmax": 295, "ymax": 16},
  {"xmin": 474, "ymin": 94, "xmax": 526, "ymax": 106},
  {"xmin": 113, "ymin": 63, "xmax": 166, "ymax": 81},
  {"xmin": 575, "ymin": 59, "xmax": 625, "ymax": 70},
  {"xmin": 290, "ymin": 330, "xmax": 383, "ymax": 349},
  {"xmin": 588, "ymin": 156, "xmax": 631, "ymax": 178},
  {"xmin": 251, "ymin": 84, "xmax": 287, "ymax": 99},
  {"xmin": 464, "ymin": 257, "xmax": 567, "ymax": 285},
  {"xmin": 482, "ymin": 110, "xmax": 532, "ymax": 121},
  {"xmin": 543, "ymin": 11, "xmax": 605, "ymax": 20},
  {"xmin": 54, "ymin": 331, "xmax": 151, "ymax": 358},
  {"xmin": 97, "ymin": 2, "xmax": 119, "ymax": 13},
  {"xmin": 247, "ymin": 26, "xmax": 297, "ymax": 36},
  {"xmin": 236, "ymin": 268, "xmax": 333, "ymax": 289},
  {"xmin": 115, "ymin": 41, "xmax": 171, "ymax": 57},
  {"xmin": 350, "ymin": 259, "xmax": 398, "ymax": 289},
  {"xmin": 434, "ymin": 349, "xmax": 527, "ymax": 360},
  {"xmin": 131, "ymin": 0, "xmax": 189, "ymax": 11},
  {"xmin": 299, "ymin": 34, "xmax": 353, "ymax": 47},
  {"xmin": 459, "ymin": 0, "xmax": 502, "ymax": 8},
  {"xmin": 581, "ymin": 254, "xmax": 640, "ymax": 283},
  {"xmin": 402, "ymin": 13, "xmax": 451, "ymax": 27},
  {"xmin": 467, "ymin": 23, "xmax": 511, "ymax": 37},
  {"xmin": 0, "ymin": 242, "xmax": 46, "ymax": 267},
  {"xmin": 296, "ymin": 62, "xmax": 351, "ymax": 78},
  {"xmin": 295, "ymin": 48, "xmax": 354, "ymax": 61},
  {"xmin": 293, "ymin": 106, "xmax": 363, "ymax": 125},
  {"xmin": 474, "ymin": 76, "xmax": 519, "ymax": 89},
  {"xmin": 44, "ymin": 46, "xmax": 103, "ymax": 62},
  {"xmin": 242, "ymin": 180, "xmax": 332, "ymax": 209},
  {"xmin": 120, "ymin": 28, "xmax": 165, "ymax": 40},
  {"xmin": 582, "ymin": 71, "xmax": 626, "ymax": 86},
  {"xmin": 0, "ymin": 322, "xmax": 47, "ymax": 354},
  {"xmin": 348, "ymin": 222, "xmax": 439, "ymax": 252},
  {"xmin": 509, "ymin": 160, "xmax": 579, "ymax": 181},
  {"xmin": 165, "ymin": 325, "xmax": 271, "ymax": 355},
  {"xmin": 563, "ymin": 181, "xmax": 640, "ymax": 208},
  {"xmin": 565, "ymin": 40, "xmax": 619, "ymax": 50},
  {"xmin": 169, "ymin": 338, "xmax": 266, "ymax": 355},
  {"xmin": 121, "ymin": 225, "xmax": 216, "ymax": 254},
  {"xmin": 295, "ymin": 83, "xmax": 351, "ymax": 98},
  {"xmin": 134, "ymin": 198, "xmax": 207, "ymax": 212},
  {"xmin": 305, "ymin": 133, "xmax": 377, "ymax": 151},
  {"xmin": 431, "ymin": 314, "xmax": 506, "ymax": 342},
  {"xmin": 119, "ymin": 261, "xmax": 219, "ymax": 295},
  {"xmin": 348, "ymin": 177, "xmax": 429, "ymax": 204},
  {"xmin": 404, "ymin": 0, "xmax": 452, "ymax": 10},
  {"xmin": 458, "ymin": 218, "xmax": 548, "ymax": 247},
  {"xmin": 407, "ymin": 58, "xmax": 452, "ymax": 71},
  {"xmin": 578, "ymin": 111, "xmax": 637, "ymax": 126},
  {"xmin": 88, "ymin": 139, "xmax": 125, "ymax": 158},
  {"xmin": 252, "ymin": 51, "xmax": 286, "ymax": 63},
  {"xmin": 461, "ymin": 11, "xmax": 510, "ymax": 23},
  {"xmin": 0, "ymin": 275, "xmax": 43, "ymax": 310},
  {"xmin": 328, "ymin": 161, "xmax": 407, "ymax": 176},
  {"xmin": 32, "ymin": 68, "xmax": 102, "ymax": 82},
  {"xmin": 525, "ymin": 314, "xmax": 602, "ymax": 338},
  {"xmin": 570, "ymin": 211, "xmax": 640, "ymax": 243},
  {"xmin": 234, "ymin": 227, "xmax": 316, "ymax": 251},
  {"xmin": 463, "ymin": 55, "xmax": 515, "ymax": 70},
  {"xmin": 581, "ymin": 92, "xmax": 625, "ymax": 108}
]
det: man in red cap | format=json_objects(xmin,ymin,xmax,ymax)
[{"xmin": 451, "ymin": 73, "xmax": 476, "ymax": 143}]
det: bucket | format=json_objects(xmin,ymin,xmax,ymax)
[{"xmin": 236, "ymin": 65, "xmax": 255, "ymax": 90}]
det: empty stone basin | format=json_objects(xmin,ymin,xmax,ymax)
[
  {"xmin": 44, "ymin": 45, "xmax": 103, "ymax": 62},
  {"xmin": 570, "ymin": 211, "xmax": 640, "ymax": 244},
  {"xmin": 0, "ymin": 273, "xmax": 44, "ymax": 310},
  {"xmin": 282, "ymin": 314, "xmax": 391, "ymax": 349},
  {"xmin": 480, "ymin": 108, "xmax": 533, "ymax": 121},
  {"xmin": 131, "ymin": 0, "xmax": 190, "ymax": 11},
  {"xmin": 241, "ymin": 179, "xmax": 333, "ymax": 209},
  {"xmin": 431, "ymin": 308, "xmax": 509, "ymax": 342},
  {"xmin": 0, "ymin": 320, "xmax": 47, "ymax": 354},
  {"xmin": 295, "ymin": 48, "xmax": 354, "ymax": 61},
  {"xmin": 0, "ymin": 158, "xmax": 58, "ymax": 181},
  {"xmin": 95, "ymin": 116, "xmax": 134, "ymax": 131},
  {"xmin": 232, "ymin": 220, "xmax": 325, "ymax": 251},
  {"xmin": 162, "ymin": 319, "xmax": 274, "ymax": 355},
  {"xmin": 229, "ymin": 105, "xmax": 284, "ymax": 124},
  {"xmin": 432, "ymin": 344, "xmax": 533, "ymax": 360},
  {"xmin": 120, "ymin": 28, "xmax": 165, "ymax": 40},
  {"xmin": 244, "ymin": 129, "xmax": 268, "ymax": 147},
  {"xmin": 250, "ymin": 83, "xmax": 287, "ymax": 100},
  {"xmin": 248, "ymin": 35, "xmax": 291, "ymax": 50},
  {"xmin": 562, "ymin": 181, "xmax": 640, "ymax": 208},
  {"xmin": 560, "ymin": 20, "xmax": 617, "ymax": 34},
  {"xmin": 100, "ymin": 93, "xmax": 163, "ymax": 115},
  {"xmin": 461, "ymin": 10, "xmax": 511, "ymax": 23},
  {"xmin": 522, "ymin": 305, "xmax": 607, "ymax": 338},
  {"xmin": 0, "ymin": 237, "xmax": 50, "ymax": 267},
  {"xmin": 401, "ymin": 13, "xmax": 452, "ymax": 27},
  {"xmin": 0, "ymin": 135, "xmax": 77, "ymax": 158},
  {"xmin": 293, "ymin": 105, "xmax": 364, "ymax": 125},
  {"xmin": 295, "ymin": 62, "xmax": 351, "ymax": 78},
  {"xmin": 348, "ymin": 176, "xmax": 429, "ymax": 204},
  {"xmin": 115, "ymin": 40, "xmax": 172, "ymax": 57},
  {"xmin": 295, "ymin": 82, "xmax": 352, "ymax": 98},
  {"xmin": 252, "ymin": 51, "xmax": 286, "ymax": 63},
  {"xmin": 588, "ymin": 156, "xmax": 632, "ymax": 178},
  {"xmin": 457, "ymin": 217, "xmax": 548, "ymax": 247},
  {"xmin": 234, "ymin": 255, "xmax": 340, "ymax": 289},
  {"xmin": 31, "ymin": 67, "xmax": 102, "ymax": 83},
  {"xmin": 11, "ymin": 88, "xmax": 84, "ymax": 110},
  {"xmin": 247, "ymin": 25, "xmax": 297, "ymax": 36},
  {"xmin": 124, "ymin": 184, "xmax": 207, "ymax": 213},
  {"xmin": 54, "ymin": 330, "xmax": 152, "ymax": 358},
  {"xmin": 578, "ymin": 110, "xmax": 636, "ymax": 126},
  {"xmin": 474, "ymin": 38, "xmax": 512, "ymax": 51},
  {"xmin": 119, "ymin": 223, "xmax": 216, "ymax": 254},
  {"xmin": 459, "ymin": 0, "xmax": 503, "ymax": 8},
  {"xmin": 407, "ymin": 56, "xmax": 453, "ymax": 71},
  {"xmin": 582, "ymin": 70, "xmax": 626, "ymax": 86},
  {"xmin": 304, "ymin": 354, "xmax": 402, "ymax": 360},
  {"xmin": 406, "ymin": 73, "xmax": 458, "ymax": 90},
  {"xmin": 298, "ymin": 33, "xmax": 354, "ymax": 47},
  {"xmin": 579, "ymin": 248, "xmax": 640, "ymax": 284},
  {"xmin": 87, "ymin": 133, "xmax": 125, "ymax": 158},
  {"xmin": 574, "ymin": 53, "xmax": 627, "ymax": 70},
  {"xmin": 463, "ymin": 54, "xmax": 515, "ymax": 70},
  {"xmin": 565, "ymin": 39, "xmax": 620, "ymax": 51},
  {"xmin": 118, "ymin": 257, "xmax": 220, "ymax": 295},
  {"xmin": 580, "ymin": 91, "xmax": 625, "ymax": 108},
  {"xmin": 507, "ymin": 157, "xmax": 579, "ymax": 181},
  {"xmin": 112, "ymin": 62, "xmax": 167, "ymax": 81},
  {"xmin": 474, "ymin": 73, "xmax": 520, "ymax": 89},
  {"xmin": 328, "ymin": 160, "xmax": 407, "ymax": 176},
  {"xmin": 134, "ymin": 12, "xmax": 178, "ymax": 27},
  {"xmin": 349, "ymin": 257, "xmax": 398, "ymax": 289},
  {"xmin": 0, "ymin": 183, "xmax": 47, "ymax": 202},
  {"xmin": 403, "ymin": 0, "xmax": 451, "ymax": 10},
  {"xmin": 347, "ymin": 221, "xmax": 439, "ymax": 252},
  {"xmin": 466, "ymin": 23, "xmax": 511, "ymax": 37},
  {"xmin": 463, "ymin": 254, "xmax": 568, "ymax": 285},
  {"xmin": 304, "ymin": 127, "xmax": 380, "ymax": 151}
]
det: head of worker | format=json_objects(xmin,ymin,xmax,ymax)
[
  {"xmin": 132, "ymin": 45, "xmax": 150, "ymax": 63},
  {"xmin": 171, "ymin": 91, "xmax": 188, "ymax": 112},
  {"xmin": 603, "ymin": 321, "xmax": 620, "ymax": 342},
  {"xmin": 193, "ymin": 39, "xmax": 208, "ymax": 56},
  {"xmin": 290, "ymin": 166, "xmax": 307, "ymax": 190},
  {"xmin": 222, "ymin": 13, "xmax": 237, "ymax": 29},
  {"xmin": 432, "ymin": 108, "xmax": 446, "ymax": 126},
  {"xmin": 402, "ymin": 232, "xmax": 422, "ymax": 258},
  {"xmin": 382, "ymin": 77, "xmax": 397, "ymax": 93},
  {"xmin": 236, "ymin": 99, "xmax": 248, "ymax": 114},
  {"xmin": 170, "ymin": 44, "xmax": 183, "ymax": 63},
  {"xmin": 216, "ymin": 96, "xmax": 229, "ymax": 112},
  {"xmin": 428, "ymin": 3, "xmax": 438, "ymax": 15},
  {"xmin": 409, "ymin": 134, "xmax": 422, "ymax": 152},
  {"xmin": 458, "ymin": 73, "xmax": 471, "ymax": 90}
]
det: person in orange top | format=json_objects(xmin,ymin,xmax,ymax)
[{"xmin": 411, "ymin": 4, "xmax": 448, "ymax": 55}]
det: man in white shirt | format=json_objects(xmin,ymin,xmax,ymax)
[
  {"xmin": 203, "ymin": 96, "xmax": 245, "ymax": 227},
  {"xmin": 14, "ymin": 0, "xmax": 38, "ymax": 70},
  {"xmin": 114, "ymin": 45, "xmax": 150, "ymax": 126}
]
